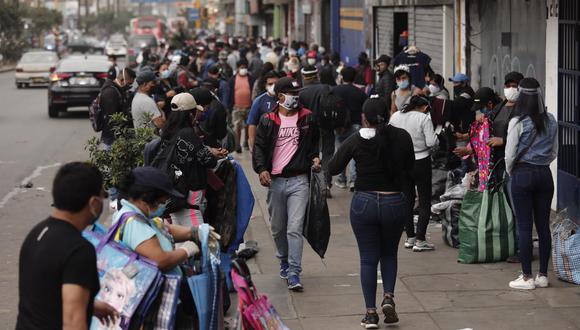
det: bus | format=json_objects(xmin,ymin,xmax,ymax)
[{"xmin": 130, "ymin": 17, "xmax": 167, "ymax": 42}]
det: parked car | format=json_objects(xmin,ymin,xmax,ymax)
[
  {"xmin": 47, "ymin": 55, "xmax": 110, "ymax": 118},
  {"xmin": 15, "ymin": 50, "xmax": 59, "ymax": 88},
  {"xmin": 105, "ymin": 35, "xmax": 128, "ymax": 57},
  {"xmin": 127, "ymin": 34, "xmax": 158, "ymax": 67}
]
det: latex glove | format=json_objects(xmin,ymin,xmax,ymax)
[
  {"xmin": 192, "ymin": 225, "xmax": 222, "ymax": 243},
  {"xmin": 178, "ymin": 241, "xmax": 200, "ymax": 257}
]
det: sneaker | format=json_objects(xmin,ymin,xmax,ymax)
[
  {"xmin": 509, "ymin": 274, "xmax": 536, "ymax": 290},
  {"xmin": 349, "ymin": 182, "xmax": 355, "ymax": 192},
  {"xmin": 412, "ymin": 240, "xmax": 435, "ymax": 252},
  {"xmin": 381, "ymin": 296, "xmax": 399, "ymax": 324},
  {"xmin": 534, "ymin": 274, "xmax": 549, "ymax": 288},
  {"xmin": 360, "ymin": 312, "xmax": 379, "ymax": 329},
  {"xmin": 335, "ymin": 181, "xmax": 347, "ymax": 189},
  {"xmin": 287, "ymin": 275, "xmax": 303, "ymax": 291},
  {"xmin": 279, "ymin": 262, "xmax": 289, "ymax": 280},
  {"xmin": 404, "ymin": 237, "xmax": 416, "ymax": 249}
]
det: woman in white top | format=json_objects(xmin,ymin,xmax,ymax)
[{"xmin": 390, "ymin": 95, "xmax": 438, "ymax": 251}]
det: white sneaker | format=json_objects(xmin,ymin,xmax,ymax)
[
  {"xmin": 509, "ymin": 274, "xmax": 536, "ymax": 290},
  {"xmin": 335, "ymin": 181, "xmax": 347, "ymax": 189},
  {"xmin": 534, "ymin": 275, "xmax": 549, "ymax": 288},
  {"xmin": 412, "ymin": 240, "xmax": 435, "ymax": 252},
  {"xmin": 404, "ymin": 237, "xmax": 416, "ymax": 249}
]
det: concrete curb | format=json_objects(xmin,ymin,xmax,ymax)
[{"xmin": 0, "ymin": 65, "xmax": 16, "ymax": 73}]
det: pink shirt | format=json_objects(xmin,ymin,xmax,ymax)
[{"xmin": 271, "ymin": 112, "xmax": 300, "ymax": 175}]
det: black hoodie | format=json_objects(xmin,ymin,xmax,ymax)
[{"xmin": 100, "ymin": 79, "xmax": 125, "ymax": 145}]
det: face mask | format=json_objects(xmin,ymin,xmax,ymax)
[
  {"xmin": 280, "ymin": 94, "xmax": 299, "ymax": 109},
  {"xmin": 160, "ymin": 70, "xmax": 171, "ymax": 80},
  {"xmin": 307, "ymin": 58, "xmax": 317, "ymax": 65},
  {"xmin": 428, "ymin": 84, "xmax": 440, "ymax": 95},
  {"xmin": 90, "ymin": 197, "xmax": 103, "ymax": 225},
  {"xmin": 266, "ymin": 84, "xmax": 275, "ymax": 95},
  {"xmin": 504, "ymin": 87, "xmax": 520, "ymax": 102},
  {"xmin": 239, "ymin": 68, "xmax": 248, "ymax": 76},
  {"xmin": 148, "ymin": 201, "xmax": 168, "ymax": 219},
  {"xmin": 397, "ymin": 79, "xmax": 409, "ymax": 89}
]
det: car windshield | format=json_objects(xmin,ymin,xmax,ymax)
[
  {"xmin": 129, "ymin": 36, "xmax": 157, "ymax": 48},
  {"xmin": 57, "ymin": 59, "xmax": 110, "ymax": 72},
  {"xmin": 20, "ymin": 53, "xmax": 58, "ymax": 63}
]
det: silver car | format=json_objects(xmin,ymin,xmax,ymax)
[{"xmin": 15, "ymin": 51, "xmax": 59, "ymax": 88}]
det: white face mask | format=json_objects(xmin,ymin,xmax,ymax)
[
  {"xmin": 307, "ymin": 58, "xmax": 317, "ymax": 65},
  {"xmin": 359, "ymin": 128, "xmax": 376, "ymax": 140},
  {"xmin": 239, "ymin": 68, "xmax": 248, "ymax": 76},
  {"xmin": 428, "ymin": 84, "xmax": 440, "ymax": 95},
  {"xmin": 266, "ymin": 84, "xmax": 275, "ymax": 96},
  {"xmin": 280, "ymin": 94, "xmax": 299, "ymax": 109},
  {"xmin": 504, "ymin": 87, "xmax": 520, "ymax": 102}
]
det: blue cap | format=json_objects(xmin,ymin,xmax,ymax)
[
  {"xmin": 131, "ymin": 167, "xmax": 184, "ymax": 198},
  {"xmin": 449, "ymin": 73, "xmax": 470, "ymax": 83}
]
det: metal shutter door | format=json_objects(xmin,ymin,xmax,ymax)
[
  {"xmin": 375, "ymin": 7, "xmax": 393, "ymax": 58},
  {"xmin": 414, "ymin": 6, "xmax": 443, "ymax": 73}
]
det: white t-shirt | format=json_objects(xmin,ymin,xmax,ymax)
[
  {"xmin": 131, "ymin": 92, "xmax": 162, "ymax": 128},
  {"xmin": 389, "ymin": 110, "xmax": 437, "ymax": 160}
]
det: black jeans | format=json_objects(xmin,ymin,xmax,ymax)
[
  {"xmin": 320, "ymin": 128, "xmax": 335, "ymax": 187},
  {"xmin": 510, "ymin": 163, "xmax": 554, "ymax": 276},
  {"xmin": 405, "ymin": 157, "xmax": 432, "ymax": 241},
  {"xmin": 350, "ymin": 192, "xmax": 406, "ymax": 309}
]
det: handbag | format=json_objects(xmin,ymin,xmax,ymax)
[
  {"xmin": 186, "ymin": 224, "xmax": 215, "ymax": 330},
  {"xmin": 551, "ymin": 212, "xmax": 580, "ymax": 285},
  {"xmin": 303, "ymin": 169, "xmax": 331, "ymax": 258},
  {"xmin": 153, "ymin": 274, "xmax": 182, "ymax": 330},
  {"xmin": 231, "ymin": 258, "xmax": 289, "ymax": 330},
  {"xmin": 83, "ymin": 212, "xmax": 163, "ymax": 330}
]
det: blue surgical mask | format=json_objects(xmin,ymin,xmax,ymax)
[
  {"xmin": 398, "ymin": 79, "xmax": 409, "ymax": 89},
  {"xmin": 149, "ymin": 201, "xmax": 168, "ymax": 219},
  {"xmin": 160, "ymin": 70, "xmax": 171, "ymax": 80}
]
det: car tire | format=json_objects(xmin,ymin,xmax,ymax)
[
  {"xmin": 16, "ymin": 83, "xmax": 22, "ymax": 89},
  {"xmin": 48, "ymin": 105, "xmax": 63, "ymax": 118}
]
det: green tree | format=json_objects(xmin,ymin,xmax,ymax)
[
  {"xmin": 0, "ymin": 2, "xmax": 25, "ymax": 62},
  {"xmin": 22, "ymin": 6, "xmax": 63, "ymax": 36}
]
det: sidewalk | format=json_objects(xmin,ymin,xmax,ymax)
[
  {"xmin": 0, "ymin": 64, "xmax": 15, "ymax": 73},
  {"xmin": 232, "ymin": 152, "xmax": 580, "ymax": 330}
]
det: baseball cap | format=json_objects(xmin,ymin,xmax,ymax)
[
  {"xmin": 472, "ymin": 87, "xmax": 500, "ymax": 111},
  {"xmin": 274, "ymin": 77, "xmax": 303, "ymax": 94},
  {"xmin": 170, "ymin": 92, "xmax": 204, "ymax": 112},
  {"xmin": 136, "ymin": 69, "xmax": 159, "ymax": 85},
  {"xmin": 504, "ymin": 71, "xmax": 524, "ymax": 85},
  {"xmin": 374, "ymin": 54, "xmax": 391, "ymax": 65},
  {"xmin": 449, "ymin": 73, "xmax": 470, "ymax": 83},
  {"xmin": 131, "ymin": 167, "xmax": 184, "ymax": 199},
  {"xmin": 307, "ymin": 50, "xmax": 317, "ymax": 58},
  {"xmin": 189, "ymin": 87, "xmax": 214, "ymax": 106}
]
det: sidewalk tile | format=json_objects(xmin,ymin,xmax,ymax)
[
  {"xmin": 413, "ymin": 290, "xmax": 541, "ymax": 312},
  {"xmin": 532, "ymin": 287, "xmax": 580, "ymax": 307}
]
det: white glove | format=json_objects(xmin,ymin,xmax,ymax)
[
  {"xmin": 193, "ymin": 225, "xmax": 222, "ymax": 242},
  {"xmin": 178, "ymin": 241, "xmax": 199, "ymax": 258}
]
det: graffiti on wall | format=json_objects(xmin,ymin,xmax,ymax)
[{"xmin": 487, "ymin": 47, "xmax": 538, "ymax": 92}]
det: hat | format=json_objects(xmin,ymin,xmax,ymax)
[
  {"xmin": 136, "ymin": 69, "xmax": 159, "ymax": 85},
  {"xmin": 449, "ymin": 73, "xmax": 470, "ymax": 83},
  {"xmin": 472, "ymin": 87, "xmax": 499, "ymax": 111},
  {"xmin": 307, "ymin": 50, "xmax": 317, "ymax": 59},
  {"xmin": 375, "ymin": 54, "xmax": 391, "ymax": 65},
  {"xmin": 301, "ymin": 64, "xmax": 318, "ymax": 76},
  {"xmin": 170, "ymin": 92, "xmax": 204, "ymax": 112},
  {"xmin": 202, "ymin": 77, "xmax": 220, "ymax": 90},
  {"xmin": 132, "ymin": 167, "xmax": 184, "ymax": 198},
  {"xmin": 274, "ymin": 77, "xmax": 303, "ymax": 94},
  {"xmin": 393, "ymin": 64, "xmax": 410, "ymax": 74},
  {"xmin": 189, "ymin": 87, "xmax": 214, "ymax": 106},
  {"xmin": 504, "ymin": 71, "xmax": 524, "ymax": 85}
]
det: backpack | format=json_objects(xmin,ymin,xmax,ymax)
[
  {"xmin": 318, "ymin": 90, "xmax": 349, "ymax": 129},
  {"xmin": 89, "ymin": 85, "xmax": 122, "ymax": 132},
  {"xmin": 150, "ymin": 138, "xmax": 190, "ymax": 213}
]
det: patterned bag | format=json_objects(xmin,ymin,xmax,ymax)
[
  {"xmin": 551, "ymin": 212, "xmax": 580, "ymax": 285},
  {"xmin": 153, "ymin": 274, "xmax": 182, "ymax": 330}
]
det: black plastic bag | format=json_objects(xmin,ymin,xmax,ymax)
[{"xmin": 303, "ymin": 170, "xmax": 331, "ymax": 258}]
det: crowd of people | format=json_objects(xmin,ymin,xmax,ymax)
[{"xmin": 16, "ymin": 34, "xmax": 558, "ymax": 330}]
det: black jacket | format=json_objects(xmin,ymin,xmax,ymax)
[
  {"xmin": 299, "ymin": 82, "xmax": 330, "ymax": 120},
  {"xmin": 375, "ymin": 70, "xmax": 394, "ymax": 102},
  {"xmin": 199, "ymin": 98, "xmax": 228, "ymax": 148},
  {"xmin": 100, "ymin": 79, "xmax": 125, "ymax": 145},
  {"xmin": 252, "ymin": 105, "xmax": 320, "ymax": 177}
]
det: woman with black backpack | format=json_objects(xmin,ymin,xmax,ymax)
[{"xmin": 153, "ymin": 92, "xmax": 227, "ymax": 227}]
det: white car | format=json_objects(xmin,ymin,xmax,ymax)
[
  {"xmin": 15, "ymin": 50, "xmax": 59, "ymax": 88},
  {"xmin": 105, "ymin": 37, "xmax": 128, "ymax": 57}
]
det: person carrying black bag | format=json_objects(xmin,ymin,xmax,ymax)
[{"xmin": 152, "ymin": 93, "xmax": 226, "ymax": 227}]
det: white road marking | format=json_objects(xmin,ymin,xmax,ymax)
[{"xmin": 0, "ymin": 163, "xmax": 60, "ymax": 209}]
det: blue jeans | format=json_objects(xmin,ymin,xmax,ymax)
[
  {"xmin": 510, "ymin": 164, "xmax": 554, "ymax": 276},
  {"xmin": 350, "ymin": 191, "xmax": 407, "ymax": 309},
  {"xmin": 267, "ymin": 175, "xmax": 309, "ymax": 277},
  {"xmin": 335, "ymin": 124, "xmax": 360, "ymax": 184}
]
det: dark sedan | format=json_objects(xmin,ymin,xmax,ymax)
[{"xmin": 48, "ymin": 55, "xmax": 110, "ymax": 118}]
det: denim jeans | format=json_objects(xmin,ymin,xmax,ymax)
[
  {"xmin": 335, "ymin": 124, "xmax": 360, "ymax": 184},
  {"xmin": 320, "ymin": 128, "xmax": 335, "ymax": 188},
  {"xmin": 350, "ymin": 191, "xmax": 407, "ymax": 309},
  {"xmin": 510, "ymin": 164, "xmax": 554, "ymax": 276},
  {"xmin": 267, "ymin": 175, "xmax": 309, "ymax": 277}
]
